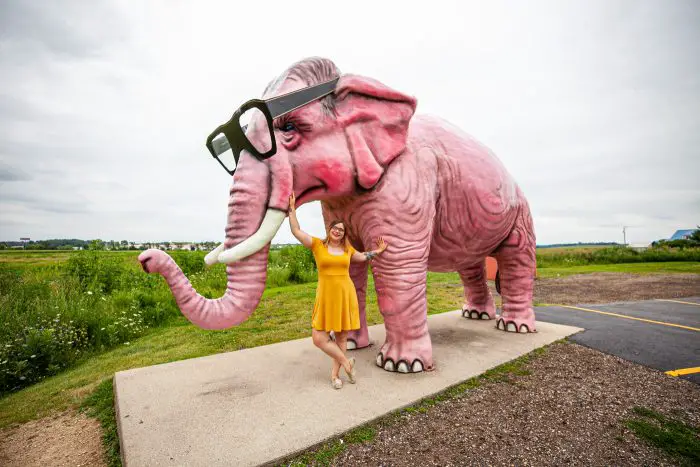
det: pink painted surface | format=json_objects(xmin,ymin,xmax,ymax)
[{"xmin": 140, "ymin": 57, "xmax": 537, "ymax": 373}]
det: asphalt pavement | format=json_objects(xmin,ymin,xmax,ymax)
[{"xmin": 535, "ymin": 297, "xmax": 700, "ymax": 384}]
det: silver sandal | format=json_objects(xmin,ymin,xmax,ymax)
[
  {"xmin": 346, "ymin": 357, "xmax": 356, "ymax": 384},
  {"xmin": 331, "ymin": 377, "xmax": 343, "ymax": 389}
]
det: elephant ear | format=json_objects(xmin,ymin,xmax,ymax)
[{"xmin": 334, "ymin": 74, "xmax": 417, "ymax": 190}]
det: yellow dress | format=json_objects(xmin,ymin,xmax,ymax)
[{"xmin": 310, "ymin": 237, "xmax": 361, "ymax": 332}]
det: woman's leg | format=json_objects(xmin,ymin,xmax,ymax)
[
  {"xmin": 312, "ymin": 329, "xmax": 350, "ymax": 377},
  {"xmin": 333, "ymin": 331, "xmax": 348, "ymax": 377}
]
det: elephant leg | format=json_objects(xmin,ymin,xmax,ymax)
[
  {"xmin": 493, "ymin": 204, "xmax": 537, "ymax": 333},
  {"xmin": 347, "ymin": 261, "xmax": 370, "ymax": 349},
  {"xmin": 459, "ymin": 261, "xmax": 496, "ymax": 320},
  {"xmin": 372, "ymin": 256, "xmax": 432, "ymax": 373}
]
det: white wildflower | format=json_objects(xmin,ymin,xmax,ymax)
[
  {"xmin": 101, "ymin": 297, "xmax": 106, "ymax": 301},
  {"xmin": 101, "ymin": 328, "xmax": 106, "ymax": 331},
  {"xmin": 125, "ymin": 342, "xmax": 130, "ymax": 345},
  {"xmin": 30, "ymin": 354, "xmax": 36, "ymax": 358},
  {"xmin": 87, "ymin": 291, "xmax": 93, "ymax": 295}
]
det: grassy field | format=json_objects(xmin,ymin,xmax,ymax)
[{"xmin": 0, "ymin": 246, "xmax": 698, "ymax": 455}]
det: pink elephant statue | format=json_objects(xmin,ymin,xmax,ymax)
[{"xmin": 138, "ymin": 57, "xmax": 536, "ymax": 374}]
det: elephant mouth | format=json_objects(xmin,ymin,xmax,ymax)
[{"xmin": 296, "ymin": 184, "xmax": 326, "ymax": 205}]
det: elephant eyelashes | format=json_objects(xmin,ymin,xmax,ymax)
[
  {"xmin": 276, "ymin": 118, "xmax": 311, "ymax": 133},
  {"xmin": 280, "ymin": 122, "xmax": 296, "ymax": 132}
]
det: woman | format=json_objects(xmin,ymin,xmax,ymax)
[{"xmin": 288, "ymin": 193, "xmax": 388, "ymax": 389}]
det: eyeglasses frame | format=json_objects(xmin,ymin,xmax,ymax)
[{"xmin": 205, "ymin": 77, "xmax": 340, "ymax": 176}]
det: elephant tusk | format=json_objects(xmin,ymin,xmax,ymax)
[
  {"xmin": 217, "ymin": 209, "xmax": 286, "ymax": 264},
  {"xmin": 204, "ymin": 243, "xmax": 225, "ymax": 266}
]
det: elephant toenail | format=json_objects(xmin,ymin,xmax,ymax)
[
  {"xmin": 397, "ymin": 361, "xmax": 410, "ymax": 373},
  {"xmin": 506, "ymin": 322, "xmax": 517, "ymax": 332},
  {"xmin": 383, "ymin": 359, "xmax": 395, "ymax": 371},
  {"xmin": 412, "ymin": 360, "xmax": 424, "ymax": 373},
  {"xmin": 376, "ymin": 353, "xmax": 383, "ymax": 367}
]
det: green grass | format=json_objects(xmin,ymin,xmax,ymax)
[
  {"xmin": 0, "ymin": 274, "xmax": 470, "ymax": 430},
  {"xmin": 1, "ymin": 247, "xmax": 698, "ymax": 465},
  {"xmin": 625, "ymin": 406, "xmax": 700, "ymax": 465},
  {"xmin": 537, "ymin": 261, "xmax": 700, "ymax": 278},
  {"xmin": 80, "ymin": 378, "xmax": 121, "ymax": 467}
]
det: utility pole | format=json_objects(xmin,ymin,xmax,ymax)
[{"xmin": 622, "ymin": 226, "xmax": 628, "ymax": 246}]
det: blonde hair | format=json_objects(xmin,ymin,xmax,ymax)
[{"xmin": 322, "ymin": 220, "xmax": 351, "ymax": 252}]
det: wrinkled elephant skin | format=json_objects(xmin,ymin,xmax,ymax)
[{"xmin": 140, "ymin": 57, "xmax": 536, "ymax": 375}]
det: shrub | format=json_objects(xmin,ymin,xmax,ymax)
[
  {"xmin": 169, "ymin": 250, "xmax": 207, "ymax": 276},
  {"xmin": 536, "ymin": 245, "xmax": 700, "ymax": 268},
  {"xmin": 0, "ymin": 246, "xmax": 321, "ymax": 395},
  {"xmin": 278, "ymin": 245, "xmax": 317, "ymax": 284},
  {"xmin": 0, "ymin": 315, "xmax": 89, "ymax": 392},
  {"xmin": 65, "ymin": 251, "xmax": 126, "ymax": 294}
]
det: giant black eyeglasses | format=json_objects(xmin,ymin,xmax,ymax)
[{"xmin": 205, "ymin": 77, "xmax": 339, "ymax": 176}]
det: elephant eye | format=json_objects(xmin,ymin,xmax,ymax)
[{"xmin": 280, "ymin": 122, "xmax": 297, "ymax": 132}]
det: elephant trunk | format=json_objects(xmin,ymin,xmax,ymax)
[{"xmin": 139, "ymin": 154, "xmax": 273, "ymax": 329}]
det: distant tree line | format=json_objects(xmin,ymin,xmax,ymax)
[
  {"xmin": 0, "ymin": 239, "xmax": 88, "ymax": 250},
  {"xmin": 0, "ymin": 239, "xmax": 219, "ymax": 251},
  {"xmin": 536, "ymin": 242, "xmax": 620, "ymax": 248}
]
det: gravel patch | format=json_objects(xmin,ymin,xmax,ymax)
[
  {"xmin": 533, "ymin": 272, "xmax": 700, "ymax": 305},
  {"xmin": 332, "ymin": 342, "xmax": 699, "ymax": 466}
]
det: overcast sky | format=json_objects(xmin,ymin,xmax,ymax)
[{"xmin": 1, "ymin": 0, "xmax": 698, "ymax": 246}]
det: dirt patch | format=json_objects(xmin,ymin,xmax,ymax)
[
  {"xmin": 333, "ymin": 342, "xmax": 699, "ymax": 466},
  {"xmin": 533, "ymin": 272, "xmax": 700, "ymax": 305},
  {"xmin": 0, "ymin": 410, "xmax": 106, "ymax": 467}
]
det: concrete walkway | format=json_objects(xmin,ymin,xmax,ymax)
[{"xmin": 114, "ymin": 311, "xmax": 581, "ymax": 466}]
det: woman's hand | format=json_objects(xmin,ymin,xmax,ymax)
[
  {"xmin": 289, "ymin": 192, "xmax": 296, "ymax": 213},
  {"xmin": 376, "ymin": 236, "xmax": 388, "ymax": 253}
]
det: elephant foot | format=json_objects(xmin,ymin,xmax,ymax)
[
  {"xmin": 461, "ymin": 301, "xmax": 496, "ymax": 321},
  {"xmin": 138, "ymin": 249, "xmax": 171, "ymax": 274},
  {"xmin": 346, "ymin": 328, "xmax": 370, "ymax": 350},
  {"xmin": 496, "ymin": 310, "xmax": 536, "ymax": 333},
  {"xmin": 375, "ymin": 336, "xmax": 433, "ymax": 373}
]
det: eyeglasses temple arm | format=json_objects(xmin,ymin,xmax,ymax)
[{"xmin": 265, "ymin": 78, "xmax": 339, "ymax": 119}]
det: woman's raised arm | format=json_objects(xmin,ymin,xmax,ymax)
[{"xmin": 288, "ymin": 193, "xmax": 313, "ymax": 249}]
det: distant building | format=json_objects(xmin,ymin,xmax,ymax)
[
  {"xmin": 669, "ymin": 229, "xmax": 696, "ymax": 241},
  {"xmin": 628, "ymin": 243, "xmax": 650, "ymax": 252}
]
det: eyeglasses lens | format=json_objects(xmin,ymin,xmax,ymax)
[
  {"xmin": 239, "ymin": 108, "xmax": 272, "ymax": 153},
  {"xmin": 211, "ymin": 133, "xmax": 237, "ymax": 173}
]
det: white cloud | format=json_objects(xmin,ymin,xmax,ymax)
[{"xmin": 0, "ymin": 0, "xmax": 698, "ymax": 245}]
